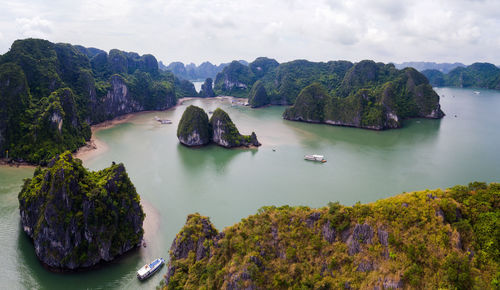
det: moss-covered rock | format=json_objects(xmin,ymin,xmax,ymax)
[
  {"xmin": 248, "ymin": 80, "xmax": 269, "ymax": 108},
  {"xmin": 198, "ymin": 78, "xmax": 215, "ymax": 98},
  {"xmin": 284, "ymin": 62, "xmax": 444, "ymax": 130},
  {"xmin": 209, "ymin": 108, "xmax": 260, "ymax": 148},
  {"xmin": 177, "ymin": 105, "xmax": 211, "ymax": 146},
  {"xmin": 163, "ymin": 182, "xmax": 500, "ymax": 289},
  {"xmin": 283, "ymin": 83, "xmax": 327, "ymax": 122},
  {"xmin": 0, "ymin": 63, "xmax": 30, "ymax": 155},
  {"xmin": 18, "ymin": 152, "xmax": 144, "ymax": 270}
]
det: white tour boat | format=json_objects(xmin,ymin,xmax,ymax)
[
  {"xmin": 304, "ymin": 154, "xmax": 326, "ymax": 163},
  {"xmin": 137, "ymin": 258, "xmax": 165, "ymax": 280}
]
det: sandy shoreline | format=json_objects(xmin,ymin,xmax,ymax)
[
  {"xmin": 2, "ymin": 96, "xmax": 237, "ymax": 165},
  {"xmin": 74, "ymin": 97, "xmax": 202, "ymax": 162}
]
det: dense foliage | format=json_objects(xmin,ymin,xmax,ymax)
[
  {"xmin": 163, "ymin": 182, "xmax": 499, "ymax": 289},
  {"xmin": 284, "ymin": 61, "xmax": 443, "ymax": 129},
  {"xmin": 423, "ymin": 62, "xmax": 500, "ymax": 89},
  {"xmin": 199, "ymin": 78, "xmax": 215, "ymax": 98},
  {"xmin": 248, "ymin": 80, "xmax": 269, "ymax": 108},
  {"xmin": 18, "ymin": 152, "xmax": 144, "ymax": 269},
  {"xmin": 214, "ymin": 61, "xmax": 255, "ymax": 97},
  {"xmin": 209, "ymin": 108, "xmax": 260, "ymax": 148},
  {"xmin": 0, "ymin": 38, "xmax": 196, "ymax": 164},
  {"xmin": 176, "ymin": 106, "xmax": 259, "ymax": 148},
  {"xmin": 177, "ymin": 105, "xmax": 211, "ymax": 146}
]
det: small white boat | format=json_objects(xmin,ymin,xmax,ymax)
[
  {"xmin": 473, "ymin": 91, "xmax": 480, "ymax": 95},
  {"xmin": 154, "ymin": 116, "xmax": 172, "ymax": 124},
  {"xmin": 137, "ymin": 258, "xmax": 165, "ymax": 280},
  {"xmin": 304, "ymin": 154, "xmax": 326, "ymax": 163}
]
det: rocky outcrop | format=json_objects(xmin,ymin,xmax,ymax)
[
  {"xmin": 283, "ymin": 62, "xmax": 444, "ymax": 130},
  {"xmin": 0, "ymin": 63, "xmax": 30, "ymax": 154},
  {"xmin": 177, "ymin": 106, "xmax": 260, "ymax": 148},
  {"xmin": 0, "ymin": 38, "xmax": 181, "ymax": 164},
  {"xmin": 199, "ymin": 78, "xmax": 215, "ymax": 98},
  {"xmin": 209, "ymin": 108, "xmax": 261, "ymax": 148},
  {"xmin": 346, "ymin": 223, "xmax": 374, "ymax": 255},
  {"xmin": 18, "ymin": 152, "xmax": 144, "ymax": 270},
  {"xmin": 161, "ymin": 183, "xmax": 499, "ymax": 289},
  {"xmin": 177, "ymin": 105, "xmax": 211, "ymax": 146},
  {"xmin": 248, "ymin": 80, "xmax": 269, "ymax": 108},
  {"xmin": 214, "ymin": 61, "xmax": 253, "ymax": 96},
  {"xmin": 166, "ymin": 214, "xmax": 218, "ymax": 286}
]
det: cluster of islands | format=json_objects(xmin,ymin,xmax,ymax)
[{"xmin": 0, "ymin": 38, "xmax": 499, "ymax": 289}]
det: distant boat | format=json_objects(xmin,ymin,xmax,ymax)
[
  {"xmin": 154, "ymin": 116, "xmax": 172, "ymax": 124},
  {"xmin": 304, "ymin": 154, "xmax": 326, "ymax": 163},
  {"xmin": 473, "ymin": 91, "xmax": 480, "ymax": 95},
  {"xmin": 137, "ymin": 258, "xmax": 165, "ymax": 280}
]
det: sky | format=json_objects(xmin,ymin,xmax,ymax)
[{"xmin": 0, "ymin": 0, "xmax": 499, "ymax": 66}]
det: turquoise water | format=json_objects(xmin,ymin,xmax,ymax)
[{"xmin": 0, "ymin": 87, "xmax": 499, "ymax": 289}]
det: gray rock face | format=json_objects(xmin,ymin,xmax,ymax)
[
  {"xmin": 382, "ymin": 277, "xmax": 404, "ymax": 289},
  {"xmin": 357, "ymin": 260, "xmax": 374, "ymax": 272},
  {"xmin": 166, "ymin": 214, "xmax": 218, "ymax": 285},
  {"xmin": 378, "ymin": 228, "xmax": 389, "ymax": 247},
  {"xmin": 346, "ymin": 223, "xmax": 374, "ymax": 255},
  {"xmin": 177, "ymin": 105, "xmax": 211, "ymax": 147},
  {"xmin": 305, "ymin": 212, "xmax": 321, "ymax": 228},
  {"xmin": 225, "ymin": 269, "xmax": 256, "ymax": 290},
  {"xmin": 18, "ymin": 153, "xmax": 144, "ymax": 270},
  {"xmin": 179, "ymin": 131, "xmax": 210, "ymax": 147},
  {"xmin": 209, "ymin": 108, "xmax": 261, "ymax": 148},
  {"xmin": 321, "ymin": 220, "xmax": 336, "ymax": 243}
]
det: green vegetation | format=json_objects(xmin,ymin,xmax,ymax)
[
  {"xmin": 0, "ymin": 38, "xmax": 196, "ymax": 164},
  {"xmin": 213, "ymin": 58, "xmax": 442, "ymax": 129},
  {"xmin": 423, "ymin": 62, "xmax": 500, "ymax": 89},
  {"xmin": 177, "ymin": 105, "xmax": 211, "ymax": 146},
  {"xmin": 284, "ymin": 62, "xmax": 443, "ymax": 130},
  {"xmin": 248, "ymin": 80, "xmax": 269, "ymax": 108},
  {"xmin": 214, "ymin": 61, "xmax": 255, "ymax": 97},
  {"xmin": 18, "ymin": 151, "xmax": 144, "ymax": 269},
  {"xmin": 163, "ymin": 182, "xmax": 499, "ymax": 289},
  {"xmin": 176, "ymin": 106, "xmax": 260, "ymax": 148},
  {"xmin": 209, "ymin": 108, "xmax": 259, "ymax": 148}
]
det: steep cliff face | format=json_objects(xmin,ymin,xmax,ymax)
[
  {"xmin": 248, "ymin": 80, "xmax": 269, "ymax": 108},
  {"xmin": 177, "ymin": 105, "xmax": 211, "ymax": 146},
  {"xmin": 176, "ymin": 107, "xmax": 260, "ymax": 148},
  {"xmin": 209, "ymin": 108, "xmax": 261, "ymax": 148},
  {"xmin": 92, "ymin": 75, "xmax": 143, "ymax": 121},
  {"xmin": 0, "ymin": 63, "xmax": 30, "ymax": 155},
  {"xmin": 284, "ymin": 63, "xmax": 444, "ymax": 130},
  {"xmin": 162, "ymin": 183, "xmax": 500, "ymax": 289},
  {"xmin": 18, "ymin": 152, "xmax": 144, "ymax": 270},
  {"xmin": 198, "ymin": 78, "xmax": 215, "ymax": 98},
  {"xmin": 214, "ymin": 61, "xmax": 254, "ymax": 97}
]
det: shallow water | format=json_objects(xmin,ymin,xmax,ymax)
[{"xmin": 0, "ymin": 87, "xmax": 499, "ymax": 289}]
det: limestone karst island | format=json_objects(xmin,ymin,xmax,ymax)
[{"xmin": 0, "ymin": 1, "xmax": 499, "ymax": 290}]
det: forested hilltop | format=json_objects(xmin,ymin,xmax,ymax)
[
  {"xmin": 0, "ymin": 38, "xmax": 197, "ymax": 164},
  {"xmin": 422, "ymin": 62, "xmax": 500, "ymax": 89},
  {"xmin": 162, "ymin": 182, "xmax": 500, "ymax": 289},
  {"xmin": 213, "ymin": 58, "xmax": 443, "ymax": 129}
]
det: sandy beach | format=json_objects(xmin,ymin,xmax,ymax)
[{"xmin": 74, "ymin": 97, "xmax": 212, "ymax": 161}]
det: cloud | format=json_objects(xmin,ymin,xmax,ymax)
[
  {"xmin": 16, "ymin": 16, "xmax": 53, "ymax": 38},
  {"xmin": 0, "ymin": 0, "xmax": 498, "ymax": 65}
]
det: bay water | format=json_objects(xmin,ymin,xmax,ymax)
[{"xmin": 0, "ymin": 87, "xmax": 499, "ymax": 289}]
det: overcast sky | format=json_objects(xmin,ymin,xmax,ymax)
[{"xmin": 1, "ymin": 0, "xmax": 499, "ymax": 65}]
